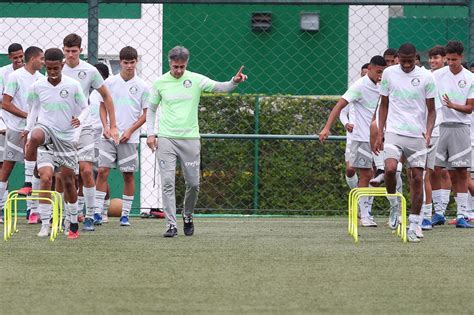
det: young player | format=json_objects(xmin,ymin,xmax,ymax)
[
  {"xmin": 340, "ymin": 63, "xmax": 370, "ymax": 190},
  {"xmin": 146, "ymin": 46, "xmax": 247, "ymax": 237},
  {"xmin": 0, "ymin": 46, "xmax": 43, "ymax": 224},
  {"xmin": 0, "ymin": 43, "xmax": 24, "ymax": 223},
  {"xmin": 374, "ymin": 43, "xmax": 436, "ymax": 242},
  {"xmin": 433, "ymin": 40, "xmax": 474, "ymax": 228},
  {"xmin": 89, "ymin": 63, "xmax": 112, "ymax": 223},
  {"xmin": 320, "ymin": 56, "xmax": 387, "ymax": 227},
  {"xmin": 24, "ymin": 48, "xmax": 89, "ymax": 239},
  {"xmin": 422, "ymin": 45, "xmax": 451, "ymax": 229},
  {"xmin": 383, "ymin": 48, "xmax": 398, "ymax": 67},
  {"xmin": 95, "ymin": 46, "xmax": 149, "ymax": 227},
  {"xmin": 371, "ymin": 49, "xmax": 401, "ymax": 187}
]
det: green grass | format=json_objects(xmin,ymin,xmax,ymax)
[{"xmin": 1, "ymin": 217, "xmax": 474, "ymax": 314}]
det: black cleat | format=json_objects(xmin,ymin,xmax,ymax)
[
  {"xmin": 163, "ymin": 226, "xmax": 178, "ymax": 238},
  {"xmin": 183, "ymin": 216, "xmax": 194, "ymax": 236}
]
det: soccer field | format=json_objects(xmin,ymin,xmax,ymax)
[{"xmin": 1, "ymin": 217, "xmax": 473, "ymax": 314}]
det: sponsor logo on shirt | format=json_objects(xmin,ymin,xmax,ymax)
[
  {"xmin": 183, "ymin": 79, "xmax": 192, "ymax": 88},
  {"xmin": 411, "ymin": 78, "xmax": 420, "ymax": 87},
  {"xmin": 129, "ymin": 85, "xmax": 138, "ymax": 95},
  {"xmin": 78, "ymin": 71, "xmax": 87, "ymax": 80},
  {"xmin": 60, "ymin": 89, "xmax": 69, "ymax": 98},
  {"xmin": 458, "ymin": 80, "xmax": 467, "ymax": 88}
]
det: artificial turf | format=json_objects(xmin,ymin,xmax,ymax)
[{"xmin": 1, "ymin": 217, "xmax": 473, "ymax": 314}]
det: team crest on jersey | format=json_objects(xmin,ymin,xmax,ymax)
[
  {"xmin": 458, "ymin": 80, "xmax": 467, "ymax": 88},
  {"xmin": 60, "ymin": 88, "xmax": 69, "ymax": 98},
  {"xmin": 78, "ymin": 71, "xmax": 87, "ymax": 80},
  {"xmin": 129, "ymin": 85, "xmax": 139, "ymax": 95},
  {"xmin": 183, "ymin": 79, "xmax": 192, "ymax": 88},
  {"xmin": 411, "ymin": 78, "xmax": 420, "ymax": 87}
]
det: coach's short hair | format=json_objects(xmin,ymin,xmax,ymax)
[
  {"xmin": 168, "ymin": 46, "xmax": 189, "ymax": 62},
  {"xmin": 119, "ymin": 46, "xmax": 138, "ymax": 60},
  {"xmin": 8, "ymin": 43, "xmax": 23, "ymax": 55},
  {"xmin": 94, "ymin": 63, "xmax": 110, "ymax": 80},
  {"xmin": 24, "ymin": 46, "xmax": 43, "ymax": 63},
  {"xmin": 398, "ymin": 43, "xmax": 416, "ymax": 56},
  {"xmin": 370, "ymin": 55, "xmax": 387, "ymax": 67},
  {"xmin": 445, "ymin": 40, "xmax": 464, "ymax": 55},
  {"xmin": 383, "ymin": 48, "xmax": 397, "ymax": 57},
  {"xmin": 361, "ymin": 63, "xmax": 369, "ymax": 70},
  {"xmin": 44, "ymin": 48, "xmax": 64, "ymax": 62},
  {"xmin": 63, "ymin": 33, "xmax": 82, "ymax": 48},
  {"xmin": 428, "ymin": 45, "xmax": 446, "ymax": 57}
]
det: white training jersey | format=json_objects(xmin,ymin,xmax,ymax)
[
  {"xmin": 3, "ymin": 67, "xmax": 43, "ymax": 132},
  {"xmin": 0, "ymin": 64, "xmax": 15, "ymax": 130},
  {"xmin": 433, "ymin": 66, "xmax": 474, "ymax": 125},
  {"xmin": 379, "ymin": 64, "xmax": 436, "ymax": 138},
  {"xmin": 342, "ymin": 75, "xmax": 380, "ymax": 142},
  {"xmin": 63, "ymin": 60, "xmax": 104, "ymax": 99},
  {"xmin": 102, "ymin": 74, "xmax": 149, "ymax": 143},
  {"xmin": 429, "ymin": 67, "xmax": 444, "ymax": 138},
  {"xmin": 27, "ymin": 76, "xmax": 88, "ymax": 141},
  {"xmin": 89, "ymin": 89, "xmax": 103, "ymax": 131}
]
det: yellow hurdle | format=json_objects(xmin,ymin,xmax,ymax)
[
  {"xmin": 348, "ymin": 187, "xmax": 407, "ymax": 243},
  {"xmin": 3, "ymin": 190, "xmax": 63, "ymax": 242}
]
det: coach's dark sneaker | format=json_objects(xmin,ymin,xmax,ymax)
[
  {"xmin": 163, "ymin": 226, "xmax": 178, "ymax": 238},
  {"xmin": 183, "ymin": 216, "xmax": 194, "ymax": 236},
  {"xmin": 18, "ymin": 182, "xmax": 32, "ymax": 196}
]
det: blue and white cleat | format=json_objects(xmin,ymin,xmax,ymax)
[
  {"xmin": 82, "ymin": 218, "xmax": 95, "ymax": 231},
  {"xmin": 93, "ymin": 213, "xmax": 103, "ymax": 225},
  {"xmin": 120, "ymin": 216, "xmax": 131, "ymax": 226},
  {"xmin": 421, "ymin": 218, "xmax": 433, "ymax": 230},
  {"xmin": 455, "ymin": 217, "xmax": 474, "ymax": 228},
  {"xmin": 431, "ymin": 213, "xmax": 446, "ymax": 226}
]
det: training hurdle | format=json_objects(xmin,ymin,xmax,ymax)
[
  {"xmin": 3, "ymin": 190, "xmax": 63, "ymax": 242},
  {"xmin": 348, "ymin": 187, "xmax": 407, "ymax": 243}
]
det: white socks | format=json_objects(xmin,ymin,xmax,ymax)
[
  {"xmin": 83, "ymin": 186, "xmax": 96, "ymax": 218},
  {"xmin": 409, "ymin": 214, "xmax": 420, "ymax": 232},
  {"xmin": 95, "ymin": 191, "xmax": 107, "ymax": 216},
  {"xmin": 67, "ymin": 202, "xmax": 78, "ymax": 224},
  {"xmin": 345, "ymin": 174, "xmax": 358, "ymax": 190},
  {"xmin": 122, "ymin": 195, "xmax": 133, "ymax": 217},
  {"xmin": 456, "ymin": 193, "xmax": 468, "ymax": 219},
  {"xmin": 24, "ymin": 160, "xmax": 35, "ymax": 183}
]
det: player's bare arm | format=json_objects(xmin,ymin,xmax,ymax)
[
  {"xmin": 120, "ymin": 108, "xmax": 147, "ymax": 144},
  {"xmin": 319, "ymin": 98, "xmax": 349, "ymax": 143},
  {"xmin": 2, "ymin": 94, "xmax": 27, "ymax": 118},
  {"xmin": 373, "ymin": 95, "xmax": 389, "ymax": 155},
  {"xmin": 442, "ymin": 94, "xmax": 474, "ymax": 114},
  {"xmin": 97, "ymin": 85, "xmax": 119, "ymax": 143}
]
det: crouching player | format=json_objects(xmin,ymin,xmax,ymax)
[
  {"xmin": 320, "ymin": 55, "xmax": 387, "ymax": 226},
  {"xmin": 24, "ymin": 48, "xmax": 89, "ymax": 239}
]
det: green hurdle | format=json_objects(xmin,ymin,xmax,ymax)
[
  {"xmin": 3, "ymin": 190, "xmax": 63, "ymax": 242},
  {"xmin": 348, "ymin": 187, "xmax": 407, "ymax": 243}
]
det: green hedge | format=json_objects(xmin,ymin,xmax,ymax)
[{"xmin": 175, "ymin": 94, "xmax": 353, "ymax": 214}]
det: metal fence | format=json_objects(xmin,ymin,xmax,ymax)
[{"xmin": 0, "ymin": 0, "xmax": 470, "ymax": 214}]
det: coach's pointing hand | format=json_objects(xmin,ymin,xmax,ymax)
[{"xmin": 232, "ymin": 66, "xmax": 248, "ymax": 83}]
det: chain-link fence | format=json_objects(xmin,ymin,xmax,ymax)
[{"xmin": 0, "ymin": 1, "xmax": 470, "ymax": 214}]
